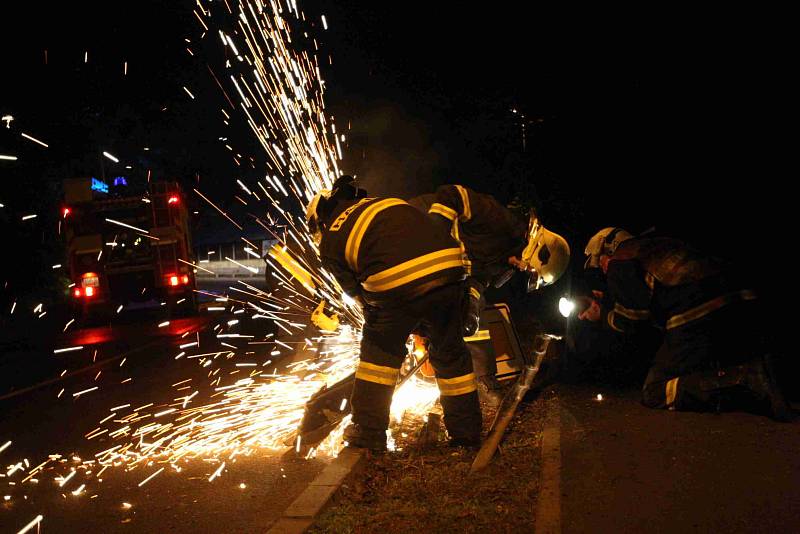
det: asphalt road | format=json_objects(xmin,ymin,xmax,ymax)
[
  {"xmin": 0, "ymin": 279, "xmax": 331, "ymax": 533},
  {"xmin": 557, "ymin": 384, "xmax": 800, "ymax": 533}
]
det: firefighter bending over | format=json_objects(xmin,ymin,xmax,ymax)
[
  {"xmin": 307, "ymin": 176, "xmax": 482, "ymax": 451},
  {"xmin": 409, "ymin": 184, "xmax": 570, "ymax": 405},
  {"xmin": 579, "ymin": 227, "xmax": 791, "ymax": 420}
]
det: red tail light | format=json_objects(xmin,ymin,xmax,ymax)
[
  {"xmin": 63, "ymin": 207, "xmax": 71, "ymax": 218},
  {"xmin": 168, "ymin": 195, "xmax": 179, "ymax": 204},
  {"xmin": 73, "ymin": 273, "xmax": 100, "ymax": 298},
  {"xmin": 167, "ymin": 274, "xmax": 190, "ymax": 287}
]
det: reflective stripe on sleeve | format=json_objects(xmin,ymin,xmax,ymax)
[
  {"xmin": 613, "ymin": 302, "xmax": 651, "ymax": 321},
  {"xmin": 454, "ymin": 185, "xmax": 471, "ymax": 221},
  {"xmin": 666, "ymin": 289, "xmax": 758, "ymax": 330}
]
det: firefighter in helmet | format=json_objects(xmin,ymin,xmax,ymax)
[
  {"xmin": 579, "ymin": 227, "xmax": 791, "ymax": 420},
  {"xmin": 409, "ymin": 184, "xmax": 570, "ymax": 405},
  {"xmin": 307, "ymin": 176, "xmax": 482, "ymax": 451}
]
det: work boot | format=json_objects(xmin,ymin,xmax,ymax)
[
  {"xmin": 476, "ymin": 375, "xmax": 504, "ymax": 407},
  {"xmin": 343, "ymin": 423, "xmax": 387, "ymax": 452},
  {"xmin": 448, "ymin": 436, "xmax": 481, "ymax": 451},
  {"xmin": 743, "ymin": 354, "xmax": 793, "ymax": 422}
]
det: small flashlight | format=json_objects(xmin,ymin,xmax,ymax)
[{"xmin": 559, "ymin": 297, "xmax": 576, "ymax": 318}]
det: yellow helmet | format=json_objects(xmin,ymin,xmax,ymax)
[
  {"xmin": 519, "ymin": 216, "xmax": 571, "ymax": 289},
  {"xmin": 305, "ymin": 189, "xmax": 331, "ymax": 246},
  {"xmin": 583, "ymin": 227, "xmax": 633, "ymax": 268}
]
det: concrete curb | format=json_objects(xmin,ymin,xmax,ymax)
[
  {"xmin": 267, "ymin": 448, "xmax": 365, "ymax": 534},
  {"xmin": 535, "ymin": 391, "xmax": 562, "ymax": 533}
]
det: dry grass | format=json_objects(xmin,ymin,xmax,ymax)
[{"xmin": 310, "ymin": 390, "xmax": 550, "ymax": 534}]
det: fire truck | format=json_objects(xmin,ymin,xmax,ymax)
[{"xmin": 62, "ymin": 177, "xmax": 197, "ymax": 319}]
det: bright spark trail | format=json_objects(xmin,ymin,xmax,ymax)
[{"xmin": 1, "ymin": 0, "xmax": 445, "ymax": 519}]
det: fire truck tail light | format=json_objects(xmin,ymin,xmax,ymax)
[
  {"xmin": 74, "ymin": 288, "xmax": 82, "ymax": 297},
  {"xmin": 85, "ymin": 286, "xmax": 95, "ymax": 297},
  {"xmin": 167, "ymin": 274, "xmax": 189, "ymax": 286}
]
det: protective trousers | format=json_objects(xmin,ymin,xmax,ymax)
[
  {"xmin": 641, "ymin": 301, "xmax": 767, "ymax": 411},
  {"xmin": 351, "ymin": 283, "xmax": 481, "ymax": 441}
]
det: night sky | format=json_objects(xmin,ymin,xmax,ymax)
[{"xmin": 1, "ymin": 2, "xmax": 790, "ymax": 304}]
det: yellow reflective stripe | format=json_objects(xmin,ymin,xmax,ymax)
[
  {"xmin": 429, "ymin": 203, "xmax": 457, "ymax": 221},
  {"xmin": 608, "ymin": 310, "xmax": 624, "ymax": 332},
  {"xmin": 364, "ymin": 248, "xmax": 462, "ymax": 284},
  {"xmin": 464, "ymin": 330, "xmax": 490, "ymax": 342},
  {"xmin": 666, "ymin": 289, "xmax": 758, "ymax": 330},
  {"xmin": 354, "ymin": 361, "xmax": 400, "ymax": 386},
  {"xmin": 345, "ymin": 198, "xmax": 407, "ymax": 271},
  {"xmin": 362, "ymin": 248, "xmax": 464, "ymax": 292},
  {"xmin": 328, "ymin": 197, "xmax": 374, "ymax": 232},
  {"xmin": 614, "ymin": 302, "xmax": 651, "ymax": 321},
  {"xmin": 665, "ymin": 377, "xmax": 679, "ymax": 406},
  {"xmin": 454, "ymin": 185, "xmax": 471, "ymax": 221},
  {"xmin": 436, "ymin": 373, "xmax": 477, "ymax": 396},
  {"xmin": 469, "ymin": 287, "xmax": 481, "ymax": 300}
]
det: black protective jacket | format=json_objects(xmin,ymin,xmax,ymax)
[
  {"xmin": 319, "ymin": 197, "xmax": 466, "ymax": 306},
  {"xmin": 602, "ymin": 236, "xmax": 756, "ymax": 334},
  {"xmin": 408, "ymin": 185, "xmax": 528, "ymax": 291}
]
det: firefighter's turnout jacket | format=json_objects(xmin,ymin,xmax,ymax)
[
  {"xmin": 602, "ymin": 236, "xmax": 774, "ymax": 411},
  {"xmin": 601, "ymin": 236, "xmax": 756, "ymax": 335},
  {"xmin": 319, "ymin": 196, "xmax": 466, "ymax": 306},
  {"xmin": 318, "ymin": 196, "xmax": 481, "ymax": 440},
  {"xmin": 409, "ymin": 185, "xmax": 528, "ymax": 292}
]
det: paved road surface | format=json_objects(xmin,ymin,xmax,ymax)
[
  {"xmin": 1, "ymin": 280, "xmax": 332, "ymax": 533},
  {"xmin": 557, "ymin": 384, "xmax": 800, "ymax": 533}
]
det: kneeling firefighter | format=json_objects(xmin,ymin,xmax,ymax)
[
  {"xmin": 307, "ymin": 176, "xmax": 482, "ymax": 450},
  {"xmin": 580, "ymin": 227, "xmax": 791, "ymax": 420},
  {"xmin": 409, "ymin": 184, "xmax": 570, "ymax": 405}
]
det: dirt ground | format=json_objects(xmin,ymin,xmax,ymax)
[{"xmin": 310, "ymin": 389, "xmax": 551, "ymax": 534}]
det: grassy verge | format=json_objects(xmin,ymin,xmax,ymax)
[{"xmin": 310, "ymin": 389, "xmax": 551, "ymax": 533}]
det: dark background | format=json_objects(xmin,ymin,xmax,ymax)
[{"xmin": 1, "ymin": 2, "xmax": 791, "ymax": 336}]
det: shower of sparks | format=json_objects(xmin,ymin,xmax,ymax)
[{"xmin": 0, "ymin": 0, "xmax": 450, "ymax": 515}]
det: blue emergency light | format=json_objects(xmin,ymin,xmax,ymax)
[
  {"xmin": 113, "ymin": 176, "xmax": 128, "ymax": 186},
  {"xmin": 91, "ymin": 178, "xmax": 109, "ymax": 193}
]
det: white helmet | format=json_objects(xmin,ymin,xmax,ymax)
[
  {"xmin": 519, "ymin": 216, "xmax": 571, "ymax": 290},
  {"xmin": 584, "ymin": 227, "xmax": 633, "ymax": 268},
  {"xmin": 305, "ymin": 189, "xmax": 331, "ymax": 246}
]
